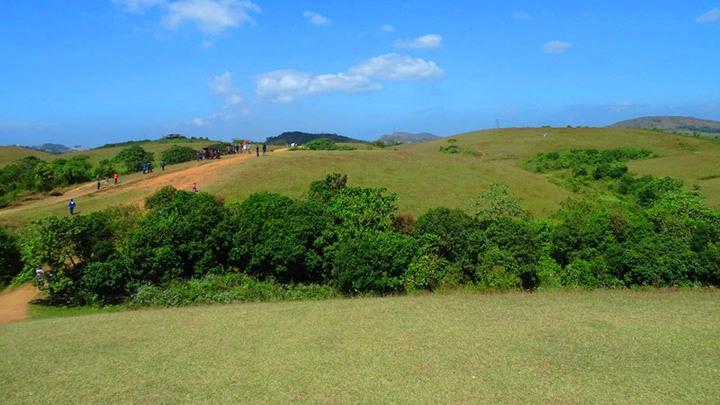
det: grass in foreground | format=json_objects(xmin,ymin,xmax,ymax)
[{"xmin": 1, "ymin": 289, "xmax": 718, "ymax": 403}]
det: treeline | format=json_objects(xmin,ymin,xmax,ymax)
[
  {"xmin": 0, "ymin": 144, "xmax": 200, "ymax": 207},
  {"xmin": 2, "ymin": 162, "xmax": 719, "ymax": 306}
]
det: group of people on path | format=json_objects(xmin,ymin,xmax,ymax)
[
  {"xmin": 96, "ymin": 173, "xmax": 120, "ymax": 191},
  {"xmin": 72, "ymin": 141, "xmax": 273, "ymax": 216}
]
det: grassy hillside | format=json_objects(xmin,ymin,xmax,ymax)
[
  {"xmin": 2, "ymin": 127, "xmax": 720, "ymax": 227},
  {"xmin": 1, "ymin": 290, "xmax": 718, "ymax": 403},
  {"xmin": 610, "ymin": 116, "xmax": 720, "ymax": 135},
  {"xmin": 0, "ymin": 146, "xmax": 54, "ymax": 167},
  {"xmin": 65, "ymin": 138, "xmax": 218, "ymax": 166}
]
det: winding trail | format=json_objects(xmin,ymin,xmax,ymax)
[{"xmin": 0, "ymin": 284, "xmax": 38, "ymax": 325}]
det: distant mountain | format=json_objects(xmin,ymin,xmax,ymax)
[
  {"xmin": 609, "ymin": 116, "xmax": 720, "ymax": 135},
  {"xmin": 27, "ymin": 143, "xmax": 73, "ymax": 154},
  {"xmin": 377, "ymin": 131, "xmax": 440, "ymax": 145},
  {"xmin": 266, "ymin": 131, "xmax": 363, "ymax": 145}
]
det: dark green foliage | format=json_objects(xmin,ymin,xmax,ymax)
[
  {"xmin": 332, "ymin": 232, "xmax": 419, "ymax": 294},
  {"xmin": 94, "ymin": 159, "xmax": 117, "ymax": 178},
  {"xmin": 161, "ymin": 145, "xmax": 197, "ymax": 165},
  {"xmin": 226, "ymin": 193, "xmax": 331, "ymax": 283},
  {"xmin": 114, "ymin": 145, "xmax": 154, "ymax": 173},
  {"xmin": 124, "ymin": 189, "xmax": 228, "ymax": 284},
  {"xmin": 527, "ymin": 147, "xmax": 653, "ymax": 173},
  {"xmin": 15, "ymin": 169, "xmax": 720, "ymax": 307},
  {"xmin": 299, "ymin": 138, "xmax": 355, "ymax": 151},
  {"xmin": 326, "ymin": 186, "xmax": 398, "ymax": 237},
  {"xmin": 266, "ymin": 131, "xmax": 362, "ymax": 145},
  {"xmin": 0, "ymin": 227, "xmax": 22, "ymax": 284},
  {"xmin": 0, "ymin": 156, "xmax": 93, "ymax": 207},
  {"xmin": 415, "ymin": 208, "xmax": 477, "ymax": 262}
]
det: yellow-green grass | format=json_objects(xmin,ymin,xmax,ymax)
[
  {"xmin": 1, "ymin": 289, "xmax": 718, "ymax": 403},
  {"xmin": 2, "ymin": 127, "xmax": 720, "ymax": 227},
  {"xmin": 0, "ymin": 146, "xmax": 54, "ymax": 167}
]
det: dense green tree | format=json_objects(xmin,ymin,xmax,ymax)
[
  {"xmin": 114, "ymin": 145, "xmax": 154, "ymax": 173},
  {"xmin": 161, "ymin": 145, "xmax": 197, "ymax": 165}
]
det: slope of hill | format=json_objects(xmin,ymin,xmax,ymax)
[
  {"xmin": 609, "ymin": 116, "xmax": 720, "ymax": 135},
  {"xmin": 377, "ymin": 131, "xmax": 440, "ymax": 144},
  {"xmin": 266, "ymin": 131, "xmax": 363, "ymax": 145},
  {"xmin": 3, "ymin": 127, "xmax": 720, "ymax": 228},
  {"xmin": 0, "ymin": 146, "xmax": 54, "ymax": 167}
]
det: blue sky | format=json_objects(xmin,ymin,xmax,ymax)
[{"xmin": 1, "ymin": 1, "xmax": 719, "ymax": 146}]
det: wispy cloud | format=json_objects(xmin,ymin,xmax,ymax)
[
  {"xmin": 394, "ymin": 34, "xmax": 443, "ymax": 49},
  {"xmin": 302, "ymin": 10, "xmax": 331, "ymax": 26},
  {"xmin": 349, "ymin": 53, "xmax": 443, "ymax": 81},
  {"xmin": 542, "ymin": 40, "xmax": 572, "ymax": 54},
  {"xmin": 256, "ymin": 53, "xmax": 444, "ymax": 103},
  {"xmin": 512, "ymin": 11, "xmax": 531, "ymax": 21},
  {"xmin": 112, "ymin": 0, "xmax": 260, "ymax": 34},
  {"xmin": 696, "ymin": 7, "xmax": 719, "ymax": 23},
  {"xmin": 210, "ymin": 71, "xmax": 243, "ymax": 105},
  {"xmin": 380, "ymin": 24, "xmax": 395, "ymax": 33}
]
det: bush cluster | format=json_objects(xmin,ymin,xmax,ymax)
[
  {"xmin": 526, "ymin": 147, "xmax": 653, "ymax": 173},
  {"xmin": 11, "ymin": 162, "xmax": 720, "ymax": 307},
  {"xmin": 0, "ymin": 156, "xmax": 94, "ymax": 207},
  {"xmin": 160, "ymin": 145, "xmax": 197, "ymax": 165}
]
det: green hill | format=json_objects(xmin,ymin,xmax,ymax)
[
  {"xmin": 609, "ymin": 116, "xmax": 720, "ymax": 135},
  {"xmin": 377, "ymin": 131, "xmax": 440, "ymax": 144},
  {"xmin": 266, "ymin": 131, "xmax": 363, "ymax": 145},
  {"xmin": 0, "ymin": 146, "xmax": 54, "ymax": 167},
  {"xmin": 2, "ymin": 126, "xmax": 720, "ymax": 227}
]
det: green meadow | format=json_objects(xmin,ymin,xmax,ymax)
[{"xmin": 2, "ymin": 290, "xmax": 718, "ymax": 403}]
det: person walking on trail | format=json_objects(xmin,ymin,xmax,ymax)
[
  {"xmin": 96, "ymin": 179, "xmax": 101, "ymax": 190},
  {"xmin": 35, "ymin": 267, "xmax": 45, "ymax": 288},
  {"xmin": 161, "ymin": 160, "xmax": 166, "ymax": 171},
  {"xmin": 192, "ymin": 182, "xmax": 198, "ymax": 192},
  {"xmin": 68, "ymin": 199, "xmax": 76, "ymax": 216},
  {"xmin": 262, "ymin": 143, "xmax": 267, "ymax": 156},
  {"xmin": 113, "ymin": 172, "xmax": 119, "ymax": 184},
  {"xmin": 256, "ymin": 145, "xmax": 260, "ymax": 157}
]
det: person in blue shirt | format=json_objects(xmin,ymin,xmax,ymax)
[{"xmin": 68, "ymin": 199, "xmax": 76, "ymax": 216}]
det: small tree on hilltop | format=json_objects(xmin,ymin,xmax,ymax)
[
  {"xmin": 475, "ymin": 183, "xmax": 530, "ymax": 221},
  {"xmin": 114, "ymin": 145, "xmax": 154, "ymax": 174}
]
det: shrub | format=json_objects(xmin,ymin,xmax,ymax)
[
  {"xmin": 536, "ymin": 256, "xmax": 562, "ymax": 288},
  {"xmin": 404, "ymin": 253, "xmax": 447, "ymax": 291},
  {"xmin": 0, "ymin": 227, "xmax": 22, "ymax": 285},
  {"xmin": 94, "ymin": 159, "xmax": 117, "ymax": 178},
  {"xmin": 129, "ymin": 273, "xmax": 339, "ymax": 307},
  {"xmin": 326, "ymin": 186, "xmax": 398, "ymax": 237},
  {"xmin": 124, "ymin": 189, "xmax": 229, "ymax": 285},
  {"xmin": 307, "ymin": 173, "xmax": 347, "ymax": 203},
  {"xmin": 476, "ymin": 184, "xmax": 530, "ymax": 221},
  {"xmin": 161, "ymin": 145, "xmax": 197, "ymax": 165},
  {"xmin": 415, "ymin": 208, "xmax": 477, "ymax": 262},
  {"xmin": 476, "ymin": 247, "xmax": 522, "ymax": 289},
  {"xmin": 114, "ymin": 145, "xmax": 154, "ymax": 173},
  {"xmin": 332, "ymin": 232, "xmax": 419, "ymax": 294},
  {"xmin": 226, "ymin": 194, "xmax": 331, "ymax": 282}
]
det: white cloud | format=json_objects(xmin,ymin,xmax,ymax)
[
  {"xmin": 112, "ymin": 0, "xmax": 165, "ymax": 13},
  {"xmin": 395, "ymin": 34, "xmax": 443, "ymax": 49},
  {"xmin": 255, "ymin": 53, "xmax": 443, "ymax": 102},
  {"xmin": 164, "ymin": 0, "xmax": 260, "ymax": 34},
  {"xmin": 256, "ymin": 70, "xmax": 379, "ymax": 103},
  {"xmin": 696, "ymin": 7, "xmax": 719, "ymax": 23},
  {"xmin": 380, "ymin": 24, "xmax": 395, "ymax": 33},
  {"xmin": 302, "ymin": 10, "xmax": 331, "ymax": 26},
  {"xmin": 113, "ymin": 0, "xmax": 260, "ymax": 34},
  {"xmin": 349, "ymin": 53, "xmax": 444, "ymax": 81},
  {"xmin": 210, "ymin": 71, "xmax": 244, "ymax": 105},
  {"xmin": 542, "ymin": 40, "xmax": 572, "ymax": 54},
  {"xmin": 191, "ymin": 117, "xmax": 207, "ymax": 127},
  {"xmin": 512, "ymin": 11, "xmax": 531, "ymax": 20}
]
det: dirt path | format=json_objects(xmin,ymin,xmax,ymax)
[
  {"xmin": 0, "ymin": 284, "xmax": 38, "ymax": 325},
  {"xmin": 0, "ymin": 150, "xmax": 282, "ymax": 223}
]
